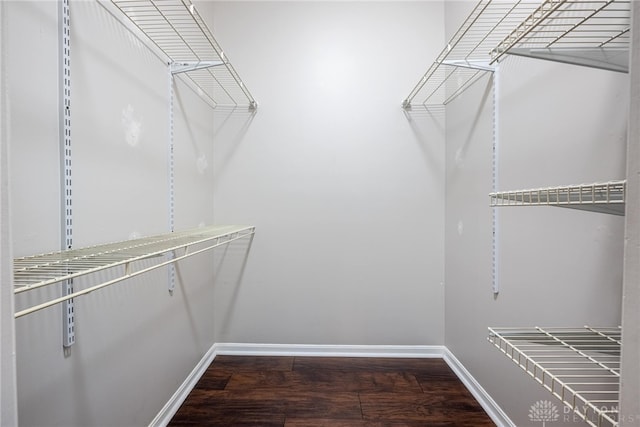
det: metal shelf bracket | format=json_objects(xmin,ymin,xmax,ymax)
[
  {"xmin": 439, "ymin": 60, "xmax": 495, "ymax": 72},
  {"xmin": 170, "ymin": 60, "xmax": 225, "ymax": 75}
]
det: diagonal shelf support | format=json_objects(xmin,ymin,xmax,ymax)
[
  {"xmin": 170, "ymin": 60, "xmax": 225, "ymax": 74},
  {"xmin": 489, "ymin": 0, "xmax": 631, "ymax": 70},
  {"xmin": 506, "ymin": 48, "xmax": 629, "ymax": 73},
  {"xmin": 439, "ymin": 60, "xmax": 495, "ymax": 72}
]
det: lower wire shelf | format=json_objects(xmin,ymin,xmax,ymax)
[
  {"xmin": 13, "ymin": 225, "xmax": 255, "ymax": 318},
  {"xmin": 490, "ymin": 181, "xmax": 626, "ymax": 216},
  {"xmin": 488, "ymin": 326, "xmax": 621, "ymax": 427}
]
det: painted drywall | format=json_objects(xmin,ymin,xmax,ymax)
[
  {"xmin": 443, "ymin": 2, "xmax": 629, "ymax": 426},
  {"xmin": 1, "ymin": 0, "xmax": 19, "ymax": 423},
  {"xmin": 620, "ymin": 3, "xmax": 640, "ymax": 425},
  {"xmin": 5, "ymin": 1, "xmax": 247, "ymax": 425},
  {"xmin": 198, "ymin": 1, "xmax": 447, "ymax": 346},
  {"xmin": 7, "ymin": 0, "xmax": 60, "ymax": 258}
]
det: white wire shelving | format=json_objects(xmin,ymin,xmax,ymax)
[
  {"xmin": 403, "ymin": 0, "xmax": 631, "ymax": 108},
  {"xmin": 491, "ymin": 0, "xmax": 631, "ymax": 73},
  {"xmin": 108, "ymin": 0, "xmax": 256, "ymax": 109},
  {"xmin": 13, "ymin": 225, "xmax": 255, "ymax": 319},
  {"xmin": 489, "ymin": 180, "xmax": 625, "ymax": 215},
  {"xmin": 403, "ymin": 0, "xmax": 535, "ymax": 108},
  {"xmin": 488, "ymin": 326, "xmax": 621, "ymax": 427}
]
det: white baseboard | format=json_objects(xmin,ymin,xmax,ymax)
[
  {"xmin": 148, "ymin": 344, "xmax": 218, "ymax": 427},
  {"xmin": 443, "ymin": 348, "xmax": 515, "ymax": 427},
  {"xmin": 150, "ymin": 343, "xmax": 512, "ymax": 427},
  {"xmin": 214, "ymin": 342, "xmax": 445, "ymax": 358}
]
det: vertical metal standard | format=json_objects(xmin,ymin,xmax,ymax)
[
  {"xmin": 167, "ymin": 65, "xmax": 175, "ymax": 295},
  {"xmin": 59, "ymin": 0, "xmax": 74, "ymax": 348},
  {"xmin": 492, "ymin": 65, "xmax": 500, "ymax": 295}
]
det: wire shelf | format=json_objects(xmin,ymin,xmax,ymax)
[
  {"xmin": 403, "ymin": 0, "xmax": 544, "ymax": 108},
  {"xmin": 109, "ymin": 0, "xmax": 256, "ymax": 109},
  {"xmin": 488, "ymin": 326, "xmax": 621, "ymax": 427},
  {"xmin": 491, "ymin": 0, "xmax": 631, "ymax": 72},
  {"xmin": 403, "ymin": 0, "xmax": 630, "ymax": 108},
  {"xmin": 490, "ymin": 181, "xmax": 625, "ymax": 215},
  {"xmin": 13, "ymin": 225, "xmax": 255, "ymax": 318}
]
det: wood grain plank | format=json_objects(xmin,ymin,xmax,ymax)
[
  {"xmin": 225, "ymin": 369, "xmax": 422, "ymax": 393},
  {"xmin": 413, "ymin": 365, "xmax": 462, "ymax": 383},
  {"xmin": 193, "ymin": 369, "xmax": 231, "ymax": 390},
  {"xmin": 417, "ymin": 380, "xmax": 479, "ymax": 397},
  {"xmin": 275, "ymin": 390, "xmax": 361, "ymax": 419},
  {"xmin": 170, "ymin": 420, "xmax": 283, "ymax": 427},
  {"xmin": 360, "ymin": 392, "xmax": 494, "ymax": 425},
  {"xmin": 170, "ymin": 356, "xmax": 495, "ymax": 427},
  {"xmin": 284, "ymin": 418, "xmax": 467, "ymax": 427},
  {"xmin": 210, "ymin": 355, "xmax": 294, "ymax": 372},
  {"xmin": 168, "ymin": 390, "xmax": 285, "ymax": 426},
  {"xmin": 293, "ymin": 357, "xmax": 448, "ymax": 374},
  {"xmin": 171, "ymin": 389, "xmax": 361, "ymax": 423},
  {"xmin": 285, "ymin": 419, "xmax": 368, "ymax": 427}
]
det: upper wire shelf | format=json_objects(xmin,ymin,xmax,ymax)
[
  {"xmin": 490, "ymin": 180, "xmax": 625, "ymax": 215},
  {"xmin": 13, "ymin": 225, "xmax": 255, "ymax": 318},
  {"xmin": 403, "ymin": 0, "xmax": 631, "ymax": 108},
  {"xmin": 491, "ymin": 0, "xmax": 631, "ymax": 72},
  {"xmin": 109, "ymin": 0, "xmax": 257, "ymax": 109},
  {"xmin": 488, "ymin": 326, "xmax": 621, "ymax": 427},
  {"xmin": 403, "ymin": 0, "xmax": 543, "ymax": 108}
]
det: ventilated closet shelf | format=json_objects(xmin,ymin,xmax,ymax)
[
  {"xmin": 490, "ymin": 180, "xmax": 625, "ymax": 215},
  {"xmin": 108, "ymin": 0, "xmax": 256, "ymax": 109},
  {"xmin": 491, "ymin": 0, "xmax": 631, "ymax": 73},
  {"xmin": 13, "ymin": 225, "xmax": 255, "ymax": 318},
  {"xmin": 488, "ymin": 326, "xmax": 621, "ymax": 427},
  {"xmin": 404, "ymin": 0, "xmax": 537, "ymax": 107},
  {"xmin": 403, "ymin": 0, "xmax": 631, "ymax": 108}
]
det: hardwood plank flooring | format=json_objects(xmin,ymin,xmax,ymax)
[{"xmin": 169, "ymin": 356, "xmax": 495, "ymax": 426}]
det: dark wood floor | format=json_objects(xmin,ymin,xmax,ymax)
[{"xmin": 169, "ymin": 355, "xmax": 496, "ymax": 426}]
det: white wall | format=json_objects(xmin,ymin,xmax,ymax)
[
  {"xmin": 443, "ymin": 2, "xmax": 629, "ymax": 426},
  {"xmin": 6, "ymin": 1, "xmax": 447, "ymax": 426},
  {"xmin": 620, "ymin": 3, "xmax": 640, "ymax": 424},
  {"xmin": 199, "ymin": 1, "xmax": 447, "ymax": 346},
  {"xmin": 1, "ymin": 0, "xmax": 19, "ymax": 423}
]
